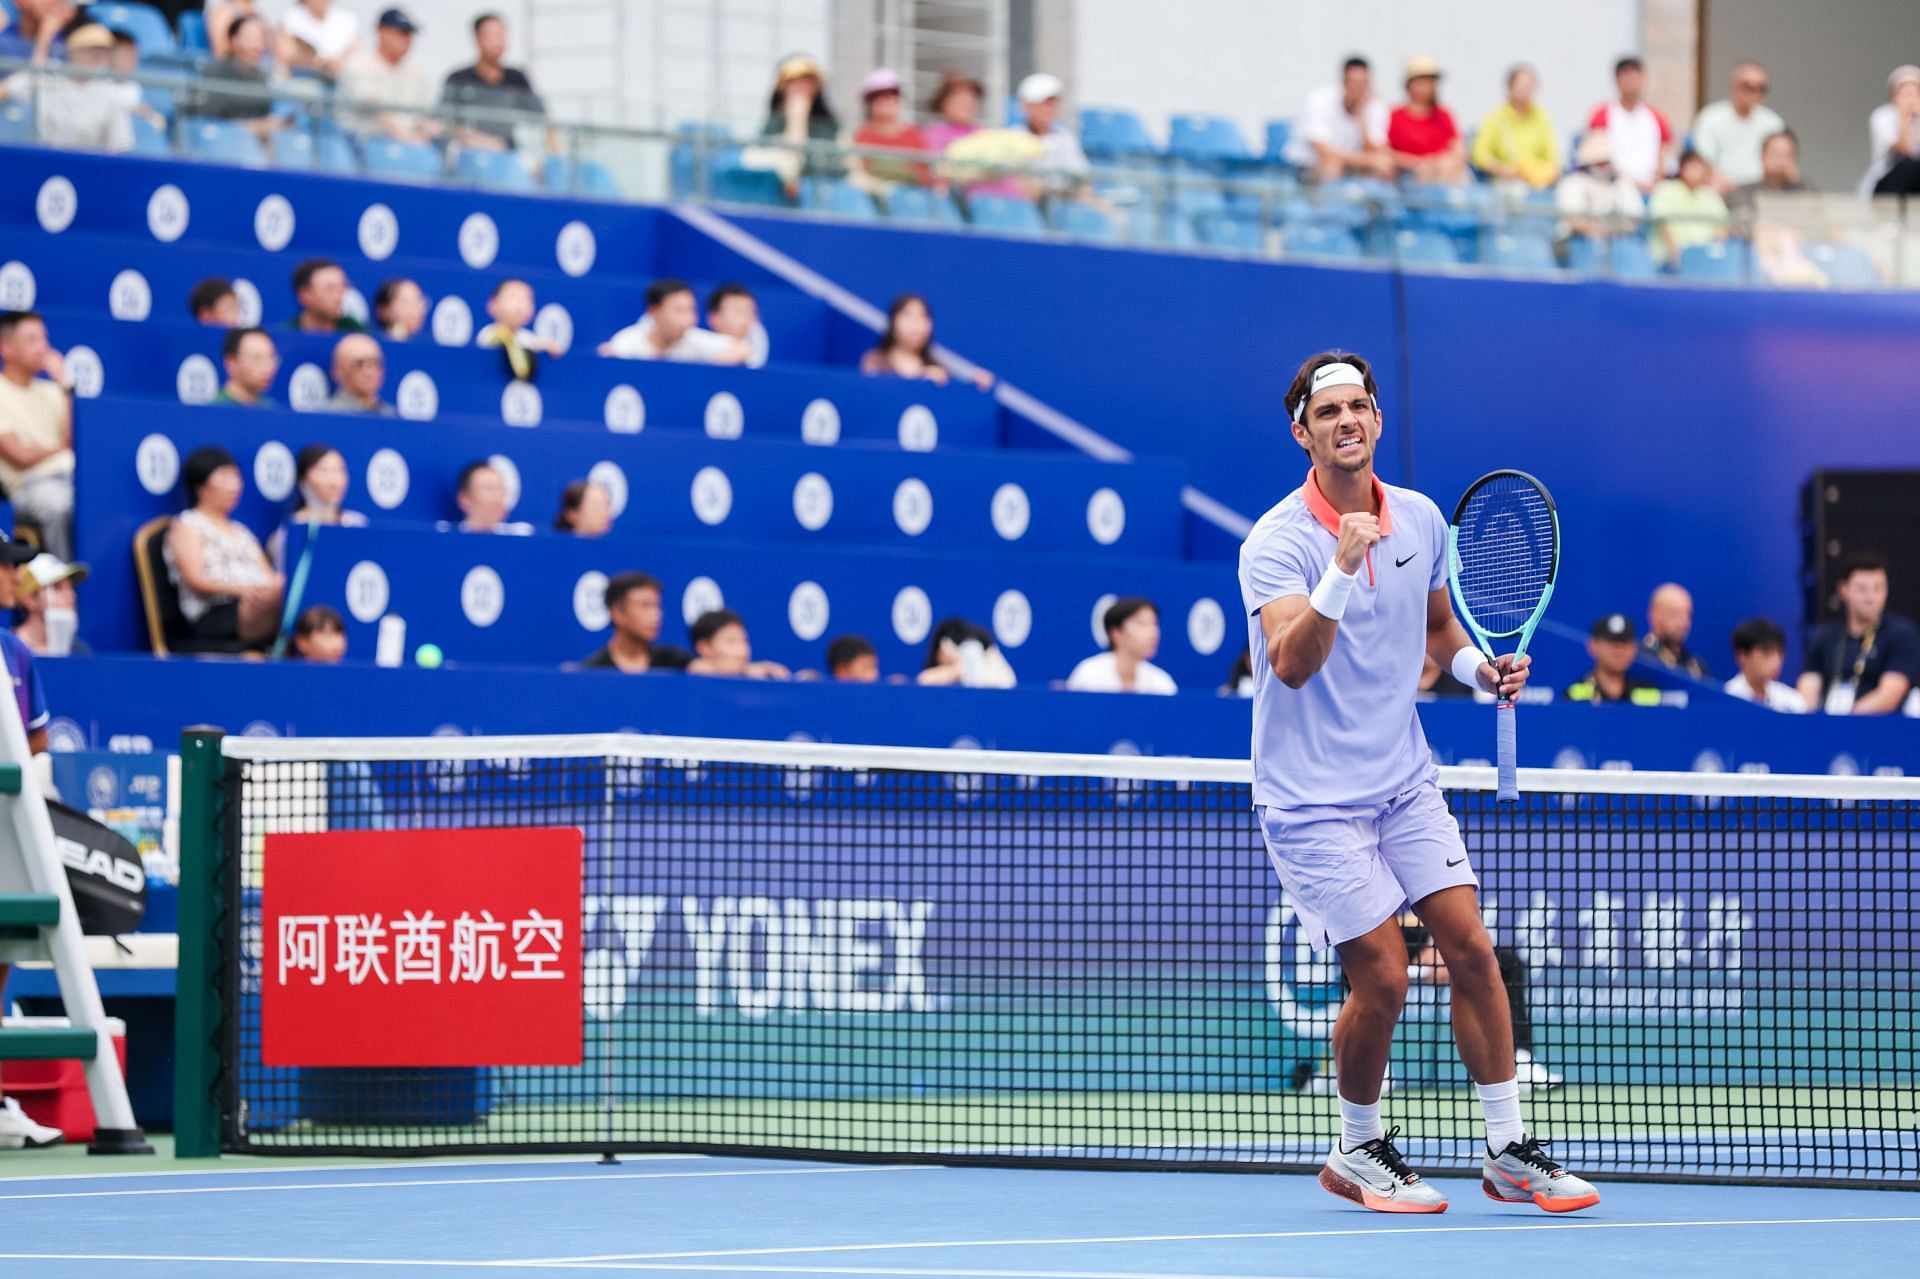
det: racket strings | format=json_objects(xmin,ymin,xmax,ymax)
[{"xmin": 1454, "ymin": 483, "xmax": 1554, "ymax": 635}]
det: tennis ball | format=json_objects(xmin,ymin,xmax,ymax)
[{"xmin": 414, "ymin": 643, "xmax": 444, "ymax": 669}]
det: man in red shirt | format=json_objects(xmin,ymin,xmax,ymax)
[{"xmin": 1387, "ymin": 56, "xmax": 1467, "ymax": 184}]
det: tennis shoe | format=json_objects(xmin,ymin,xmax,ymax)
[
  {"xmin": 1320, "ymin": 1125, "xmax": 1447, "ymax": 1213},
  {"xmin": 1482, "ymin": 1136, "xmax": 1599, "ymax": 1212},
  {"xmin": 0, "ymin": 1096, "xmax": 64, "ymax": 1149},
  {"xmin": 1514, "ymin": 1048, "xmax": 1564, "ymax": 1092}
]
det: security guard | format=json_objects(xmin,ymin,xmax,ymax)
[{"xmin": 1564, "ymin": 613, "xmax": 1661, "ymax": 705}]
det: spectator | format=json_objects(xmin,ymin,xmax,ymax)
[
  {"xmin": 372, "ymin": 278, "xmax": 426, "ymax": 341},
  {"xmin": 580, "ymin": 572, "xmax": 690, "ymax": 672},
  {"xmin": 1472, "ymin": 64, "xmax": 1559, "ymax": 191},
  {"xmin": 1863, "ymin": 65, "xmax": 1920, "ymax": 196},
  {"xmin": 287, "ymin": 259, "xmax": 364, "ymax": 334},
  {"xmin": 922, "ymin": 71, "xmax": 983, "ymax": 152},
  {"xmin": 1796, "ymin": 552, "xmax": 1919, "ymax": 715},
  {"xmin": 687, "ymin": 609, "xmax": 790, "ymax": 680},
  {"xmin": 190, "ymin": 278, "xmax": 241, "ymax": 327},
  {"xmin": 0, "ymin": 311, "xmax": 75, "ymax": 561},
  {"xmin": 706, "ymin": 283, "xmax": 769, "ymax": 369},
  {"xmin": 442, "ymin": 12, "xmax": 552, "ymax": 153},
  {"xmin": 288, "ymin": 604, "xmax": 346, "ymax": 663},
  {"xmin": 163, "ymin": 446, "xmax": 284, "ymax": 649},
  {"xmin": 1417, "ymin": 654, "xmax": 1475, "ymax": 699},
  {"xmin": 917, "ymin": 617, "xmax": 1016, "ymax": 688},
  {"xmin": 1554, "ymin": 132, "xmax": 1643, "ymax": 244},
  {"xmin": 851, "ymin": 68, "xmax": 932, "ymax": 196},
  {"xmin": 1225, "ymin": 649, "xmax": 1253, "ymax": 698},
  {"xmin": 213, "ymin": 326, "xmax": 280, "ymax": 408},
  {"xmin": 1692, "ymin": 61, "xmax": 1784, "ymax": 193},
  {"xmin": 1284, "ymin": 56, "xmax": 1393, "ymax": 181},
  {"xmin": 598, "ymin": 279, "xmax": 749, "ymax": 364},
  {"xmin": 15, "ymin": 552, "xmax": 88, "ymax": 657},
  {"xmin": 107, "ymin": 30, "xmax": 167, "ymax": 133},
  {"xmin": 753, "ymin": 54, "xmax": 843, "ymax": 197},
  {"xmin": 0, "ymin": 24, "xmax": 134, "ymax": 155},
  {"xmin": 1563, "ymin": 613, "xmax": 1660, "ymax": 705},
  {"xmin": 449, "ymin": 459, "xmax": 531, "ymax": 535},
  {"xmin": 1387, "ymin": 56, "xmax": 1467, "ymax": 185},
  {"xmin": 203, "ymin": 0, "xmax": 257, "ymax": 60},
  {"xmin": 277, "ymin": 0, "xmax": 359, "ymax": 82},
  {"xmin": 194, "ymin": 13, "xmax": 284, "ymax": 138},
  {"xmin": 827, "ymin": 634, "xmax": 879, "ymax": 682},
  {"xmin": 1641, "ymin": 582, "xmax": 1710, "ymax": 677},
  {"xmin": 553, "ymin": 480, "xmax": 612, "ymax": 537},
  {"xmin": 1011, "ymin": 72, "xmax": 1091, "ymax": 200},
  {"xmin": 1400, "ymin": 913, "xmax": 1563, "ymax": 1091},
  {"xmin": 860, "ymin": 293, "xmax": 991, "ymax": 389},
  {"xmin": 1649, "ymin": 148, "xmax": 1729, "ymax": 268},
  {"xmin": 1733, "ymin": 129, "xmax": 1808, "ymax": 212},
  {"xmin": 476, "ymin": 278, "xmax": 561, "ymax": 381},
  {"xmin": 323, "ymin": 333, "xmax": 393, "ymax": 416},
  {"xmin": 337, "ymin": 8, "xmax": 439, "ymax": 144},
  {"xmin": 269, "ymin": 444, "xmax": 368, "ymax": 568},
  {"xmin": 0, "ymin": 0, "xmax": 69, "ymax": 62},
  {"xmin": 1066, "ymin": 597, "xmax": 1177, "ymax": 694},
  {"xmin": 1587, "ymin": 56, "xmax": 1673, "ymax": 194},
  {"xmin": 1724, "ymin": 617, "xmax": 1807, "ymax": 712}
]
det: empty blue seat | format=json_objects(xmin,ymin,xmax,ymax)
[
  {"xmin": 273, "ymin": 128, "xmax": 356, "ymax": 173},
  {"xmin": 543, "ymin": 156, "xmax": 622, "ymax": 198},
  {"xmin": 1385, "ymin": 226, "xmax": 1460, "ymax": 266},
  {"xmin": 1678, "ymin": 240, "xmax": 1753, "ymax": 282},
  {"xmin": 1195, "ymin": 212, "xmax": 1263, "ymax": 252},
  {"xmin": 1080, "ymin": 107, "xmax": 1159, "ymax": 162},
  {"xmin": 669, "ymin": 122, "xmax": 733, "ymax": 198},
  {"xmin": 803, "ymin": 179, "xmax": 880, "ymax": 221},
  {"xmin": 130, "ymin": 113, "xmax": 169, "ymax": 156},
  {"xmin": 1805, "ymin": 241, "xmax": 1879, "ymax": 289},
  {"xmin": 183, "ymin": 117, "xmax": 265, "ymax": 167},
  {"xmin": 1482, "ymin": 233, "xmax": 1557, "ymax": 272},
  {"xmin": 1168, "ymin": 113, "xmax": 1251, "ymax": 167},
  {"xmin": 362, "ymin": 138, "xmax": 444, "ymax": 181},
  {"xmin": 455, "ymin": 148, "xmax": 535, "ymax": 192},
  {"xmin": 1264, "ymin": 121, "xmax": 1293, "ymax": 164},
  {"xmin": 883, "ymin": 186, "xmax": 961, "ymax": 225},
  {"xmin": 176, "ymin": 10, "xmax": 208, "ymax": 54},
  {"xmin": 711, "ymin": 165, "xmax": 789, "ymax": 207},
  {"xmin": 0, "ymin": 101, "xmax": 35, "ymax": 144},
  {"xmin": 1055, "ymin": 201, "xmax": 1118, "ymax": 242},
  {"xmin": 87, "ymin": 1, "xmax": 175, "ymax": 54},
  {"xmin": 966, "ymin": 193, "xmax": 1047, "ymax": 235},
  {"xmin": 1283, "ymin": 222, "xmax": 1364, "ymax": 260}
]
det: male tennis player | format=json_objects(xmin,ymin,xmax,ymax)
[{"xmin": 1238, "ymin": 351, "xmax": 1599, "ymax": 1215}]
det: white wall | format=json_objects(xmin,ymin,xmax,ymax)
[{"xmin": 1071, "ymin": 0, "xmax": 1642, "ymax": 155}]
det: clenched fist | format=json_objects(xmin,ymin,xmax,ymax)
[{"xmin": 1333, "ymin": 512, "xmax": 1381, "ymax": 575}]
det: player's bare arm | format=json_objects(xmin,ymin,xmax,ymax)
[
  {"xmin": 1424, "ymin": 588, "xmax": 1531, "ymax": 699},
  {"xmin": 1263, "ymin": 511, "xmax": 1380, "ymax": 688}
]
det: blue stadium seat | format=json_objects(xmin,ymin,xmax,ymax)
[
  {"xmin": 1054, "ymin": 201, "xmax": 1117, "ymax": 243},
  {"xmin": 711, "ymin": 165, "xmax": 789, "ymax": 208},
  {"xmin": 176, "ymin": 10, "xmax": 208, "ymax": 54},
  {"xmin": 87, "ymin": 1, "xmax": 175, "ymax": 54},
  {"xmin": 1195, "ymin": 212, "xmax": 1263, "ymax": 252},
  {"xmin": 1167, "ymin": 113, "xmax": 1251, "ymax": 167},
  {"xmin": 544, "ymin": 156, "xmax": 622, "ymax": 199},
  {"xmin": 669, "ymin": 123, "xmax": 733, "ymax": 198},
  {"xmin": 1678, "ymin": 240, "xmax": 1754, "ymax": 282},
  {"xmin": 1079, "ymin": 107, "xmax": 1159, "ymax": 162},
  {"xmin": 130, "ymin": 113, "xmax": 169, "ymax": 156},
  {"xmin": 1283, "ymin": 222, "xmax": 1363, "ymax": 260},
  {"xmin": 0, "ymin": 101, "xmax": 34, "ymax": 144},
  {"xmin": 362, "ymin": 138, "xmax": 444, "ymax": 182},
  {"xmin": 883, "ymin": 186, "xmax": 962, "ymax": 226},
  {"xmin": 1263, "ymin": 121, "xmax": 1293, "ymax": 165},
  {"xmin": 803, "ymin": 179, "xmax": 881, "ymax": 221},
  {"xmin": 966, "ymin": 193, "xmax": 1047, "ymax": 235},
  {"xmin": 1805, "ymin": 242, "xmax": 1879, "ymax": 289},
  {"xmin": 1384, "ymin": 226, "xmax": 1460, "ymax": 266},
  {"xmin": 455, "ymin": 148, "xmax": 536, "ymax": 192},
  {"xmin": 1482, "ymin": 232, "xmax": 1558, "ymax": 272},
  {"xmin": 272, "ymin": 128, "xmax": 357, "ymax": 173},
  {"xmin": 316, "ymin": 127, "xmax": 360, "ymax": 174},
  {"xmin": 182, "ymin": 117, "xmax": 265, "ymax": 167}
]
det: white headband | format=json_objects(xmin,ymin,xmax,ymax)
[{"xmin": 1291, "ymin": 361, "xmax": 1373, "ymax": 423}]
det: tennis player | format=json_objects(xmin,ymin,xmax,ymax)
[{"xmin": 1238, "ymin": 351, "xmax": 1599, "ymax": 1215}]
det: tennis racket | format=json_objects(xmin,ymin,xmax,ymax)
[
  {"xmin": 1446, "ymin": 470, "xmax": 1559, "ymax": 803},
  {"xmin": 269, "ymin": 522, "xmax": 319, "ymax": 660}
]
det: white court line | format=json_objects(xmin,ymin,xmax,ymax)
[
  {"xmin": 0, "ymin": 1163, "xmax": 936, "ymax": 1202},
  {"xmin": 0, "ymin": 1261, "xmax": 1327, "ymax": 1279},
  {"xmin": 0, "ymin": 1154, "xmax": 707, "ymax": 1184},
  {"xmin": 515, "ymin": 1216, "xmax": 1920, "ymax": 1265}
]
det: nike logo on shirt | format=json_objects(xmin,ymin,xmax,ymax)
[
  {"xmin": 1395, "ymin": 552, "xmax": 1419, "ymax": 568},
  {"xmin": 1446, "ymin": 857, "xmax": 1466, "ymax": 867}
]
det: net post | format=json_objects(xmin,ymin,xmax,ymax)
[{"xmin": 173, "ymin": 726, "xmax": 228, "ymax": 1159}]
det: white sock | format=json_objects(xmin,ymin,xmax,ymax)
[
  {"xmin": 1338, "ymin": 1094, "xmax": 1384, "ymax": 1151},
  {"xmin": 1477, "ymin": 1077, "xmax": 1524, "ymax": 1153}
]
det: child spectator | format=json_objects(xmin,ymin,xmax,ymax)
[
  {"xmin": 108, "ymin": 30, "xmax": 167, "ymax": 132},
  {"xmin": 553, "ymin": 480, "xmax": 612, "ymax": 537},
  {"xmin": 852, "ymin": 68, "xmax": 932, "ymax": 195},
  {"xmin": 705, "ymin": 283, "xmax": 769, "ymax": 369},
  {"xmin": 1066, "ymin": 597, "xmax": 1177, "ymax": 694},
  {"xmin": 599, "ymin": 279, "xmax": 749, "ymax": 365},
  {"xmin": 373, "ymin": 278, "xmax": 428, "ymax": 341},
  {"xmin": 477, "ymin": 278, "xmax": 561, "ymax": 380},
  {"xmin": 917, "ymin": 617, "xmax": 1016, "ymax": 688},
  {"xmin": 826, "ymin": 634, "xmax": 879, "ymax": 682},
  {"xmin": 1724, "ymin": 618, "xmax": 1807, "ymax": 711},
  {"xmin": 289, "ymin": 605, "xmax": 347, "ymax": 663},
  {"xmin": 0, "ymin": 24, "xmax": 135, "ymax": 154},
  {"xmin": 687, "ymin": 609, "xmax": 790, "ymax": 680},
  {"xmin": 1649, "ymin": 148, "xmax": 1729, "ymax": 268}
]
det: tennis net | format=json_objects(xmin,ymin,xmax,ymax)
[{"xmin": 177, "ymin": 730, "xmax": 1918, "ymax": 1187}]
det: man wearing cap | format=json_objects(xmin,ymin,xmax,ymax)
[
  {"xmin": 1014, "ymin": 72, "xmax": 1091, "ymax": 199},
  {"xmin": 1554, "ymin": 132, "xmax": 1644, "ymax": 242},
  {"xmin": 1241, "ymin": 350, "xmax": 1599, "ymax": 1214},
  {"xmin": 1285, "ymin": 57, "xmax": 1394, "ymax": 181},
  {"xmin": 1387, "ymin": 57, "xmax": 1467, "ymax": 185},
  {"xmin": 1564, "ymin": 615, "xmax": 1661, "ymax": 705},
  {"xmin": 442, "ymin": 12, "xmax": 549, "ymax": 152},
  {"xmin": 0, "ymin": 23, "xmax": 134, "ymax": 154},
  {"xmin": 1864, "ymin": 66, "xmax": 1920, "ymax": 195},
  {"xmin": 338, "ymin": 9, "xmax": 440, "ymax": 145},
  {"xmin": 15, "ymin": 553, "xmax": 87, "ymax": 657},
  {"xmin": 1586, "ymin": 57, "xmax": 1673, "ymax": 194}
]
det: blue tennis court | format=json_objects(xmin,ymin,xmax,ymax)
[{"xmin": 3, "ymin": 1155, "xmax": 1916, "ymax": 1278}]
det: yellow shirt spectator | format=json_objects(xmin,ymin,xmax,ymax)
[{"xmin": 1472, "ymin": 66, "xmax": 1559, "ymax": 188}]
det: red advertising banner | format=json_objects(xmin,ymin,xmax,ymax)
[{"xmin": 261, "ymin": 827, "xmax": 584, "ymax": 1067}]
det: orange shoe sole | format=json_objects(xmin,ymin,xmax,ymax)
[
  {"xmin": 1482, "ymin": 1178, "xmax": 1601, "ymax": 1213},
  {"xmin": 1321, "ymin": 1165, "xmax": 1448, "ymax": 1213}
]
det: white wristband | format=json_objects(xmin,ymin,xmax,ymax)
[
  {"xmin": 1452, "ymin": 645, "xmax": 1488, "ymax": 690},
  {"xmin": 1308, "ymin": 562, "xmax": 1359, "ymax": 620}
]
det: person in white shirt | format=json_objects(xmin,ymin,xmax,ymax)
[
  {"xmin": 1013, "ymin": 72, "xmax": 1092, "ymax": 199},
  {"xmin": 1586, "ymin": 56, "xmax": 1673, "ymax": 194},
  {"xmin": 278, "ymin": 0, "xmax": 360, "ymax": 82},
  {"xmin": 1066, "ymin": 597, "xmax": 1178, "ymax": 694},
  {"xmin": 1554, "ymin": 132, "xmax": 1644, "ymax": 243},
  {"xmin": 1723, "ymin": 617, "xmax": 1808, "ymax": 712},
  {"xmin": 1863, "ymin": 65, "xmax": 1920, "ymax": 196},
  {"xmin": 1285, "ymin": 57, "xmax": 1394, "ymax": 181},
  {"xmin": 336, "ymin": 8, "xmax": 439, "ymax": 143},
  {"xmin": 0, "ymin": 23, "xmax": 133, "ymax": 155},
  {"xmin": 597, "ymin": 279, "xmax": 750, "ymax": 365},
  {"xmin": 1691, "ymin": 62, "xmax": 1785, "ymax": 193}
]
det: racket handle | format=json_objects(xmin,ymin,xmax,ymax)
[{"xmin": 1496, "ymin": 699, "xmax": 1518, "ymax": 803}]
